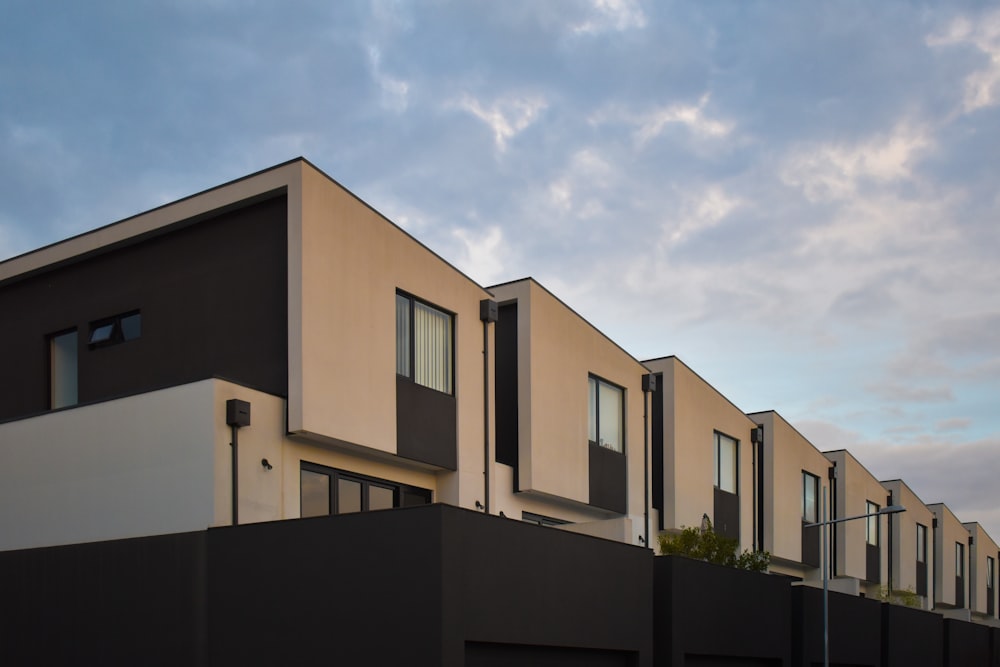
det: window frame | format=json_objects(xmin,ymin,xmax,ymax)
[
  {"xmin": 395, "ymin": 291, "xmax": 455, "ymax": 395},
  {"xmin": 48, "ymin": 328, "xmax": 79, "ymax": 409},
  {"xmin": 866, "ymin": 500, "xmax": 880, "ymax": 546},
  {"xmin": 588, "ymin": 374, "xmax": 625, "ymax": 454},
  {"xmin": 956, "ymin": 541, "xmax": 965, "ymax": 577},
  {"xmin": 802, "ymin": 471, "xmax": 820, "ymax": 523},
  {"xmin": 299, "ymin": 461, "xmax": 432, "ymax": 518},
  {"xmin": 988, "ymin": 555, "xmax": 995, "ymax": 589},
  {"xmin": 916, "ymin": 523, "xmax": 927, "ymax": 564},
  {"xmin": 87, "ymin": 310, "xmax": 141, "ymax": 349},
  {"xmin": 713, "ymin": 431, "xmax": 738, "ymax": 495}
]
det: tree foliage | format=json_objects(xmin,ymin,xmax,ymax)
[
  {"xmin": 879, "ymin": 586, "xmax": 921, "ymax": 608},
  {"xmin": 657, "ymin": 519, "xmax": 771, "ymax": 573}
]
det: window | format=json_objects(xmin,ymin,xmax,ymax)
[
  {"xmin": 916, "ymin": 523, "xmax": 927, "ymax": 563},
  {"xmin": 802, "ymin": 471, "xmax": 819, "ymax": 523},
  {"xmin": 299, "ymin": 462, "xmax": 431, "ymax": 518},
  {"xmin": 588, "ymin": 376, "xmax": 624, "ymax": 453},
  {"xmin": 866, "ymin": 500, "xmax": 880, "ymax": 546},
  {"xmin": 988, "ymin": 556, "xmax": 995, "ymax": 589},
  {"xmin": 88, "ymin": 311, "xmax": 141, "ymax": 348},
  {"xmin": 714, "ymin": 432, "xmax": 738, "ymax": 494},
  {"xmin": 956, "ymin": 542, "xmax": 965, "ymax": 577},
  {"xmin": 49, "ymin": 329, "xmax": 78, "ymax": 409},
  {"xmin": 522, "ymin": 511, "xmax": 571, "ymax": 527},
  {"xmin": 396, "ymin": 293, "xmax": 453, "ymax": 394}
]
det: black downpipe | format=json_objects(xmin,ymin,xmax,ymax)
[
  {"xmin": 643, "ymin": 383, "xmax": 649, "ymax": 549},
  {"xmin": 829, "ymin": 463, "xmax": 838, "ymax": 578},
  {"xmin": 479, "ymin": 299, "xmax": 497, "ymax": 515},
  {"xmin": 230, "ymin": 424, "xmax": 239, "ymax": 526},
  {"xmin": 887, "ymin": 491, "xmax": 894, "ymax": 596},
  {"xmin": 932, "ymin": 516, "xmax": 938, "ymax": 609}
]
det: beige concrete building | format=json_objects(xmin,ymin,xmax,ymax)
[
  {"xmin": 823, "ymin": 450, "xmax": 892, "ymax": 598},
  {"xmin": 747, "ymin": 410, "xmax": 832, "ymax": 582},
  {"xmin": 488, "ymin": 278, "xmax": 653, "ymax": 544},
  {"xmin": 645, "ymin": 356, "xmax": 758, "ymax": 550},
  {"xmin": 963, "ymin": 521, "xmax": 999, "ymax": 624},
  {"xmin": 881, "ymin": 479, "xmax": 935, "ymax": 609},
  {"xmin": 929, "ymin": 503, "xmax": 971, "ymax": 615}
]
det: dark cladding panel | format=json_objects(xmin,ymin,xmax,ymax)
[
  {"xmin": 494, "ymin": 302, "xmax": 518, "ymax": 469},
  {"xmin": 713, "ymin": 487, "xmax": 739, "ymax": 541},
  {"xmin": 465, "ymin": 642, "xmax": 635, "ymax": 666},
  {"xmin": 589, "ymin": 441, "xmax": 627, "ymax": 514},
  {"xmin": 0, "ymin": 194, "xmax": 288, "ymax": 421},
  {"xmin": 916, "ymin": 560, "xmax": 928, "ymax": 597},
  {"xmin": 802, "ymin": 523, "xmax": 821, "ymax": 568},
  {"xmin": 651, "ymin": 373, "xmax": 664, "ymax": 530},
  {"xmin": 881, "ymin": 603, "xmax": 943, "ymax": 667},
  {"xmin": 396, "ymin": 375, "xmax": 457, "ymax": 469},
  {"xmin": 866, "ymin": 543, "xmax": 881, "ymax": 583}
]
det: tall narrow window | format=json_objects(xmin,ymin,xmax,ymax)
[
  {"xmin": 714, "ymin": 432, "xmax": 738, "ymax": 494},
  {"xmin": 988, "ymin": 556, "xmax": 995, "ymax": 589},
  {"xmin": 866, "ymin": 500, "xmax": 880, "ymax": 546},
  {"xmin": 916, "ymin": 523, "xmax": 927, "ymax": 563},
  {"xmin": 50, "ymin": 330, "xmax": 78, "ymax": 409},
  {"xmin": 396, "ymin": 293, "xmax": 453, "ymax": 394},
  {"xmin": 802, "ymin": 471, "xmax": 819, "ymax": 523},
  {"xmin": 588, "ymin": 376, "xmax": 624, "ymax": 453},
  {"xmin": 956, "ymin": 542, "xmax": 965, "ymax": 577}
]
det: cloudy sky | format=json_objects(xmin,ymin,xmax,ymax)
[{"xmin": 2, "ymin": 1, "xmax": 998, "ymax": 536}]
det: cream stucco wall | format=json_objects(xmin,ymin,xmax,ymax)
[
  {"xmin": 881, "ymin": 479, "xmax": 934, "ymax": 607},
  {"xmin": 0, "ymin": 380, "xmax": 220, "ymax": 551},
  {"xmin": 489, "ymin": 279, "xmax": 651, "ymax": 543},
  {"xmin": 931, "ymin": 503, "xmax": 970, "ymax": 607},
  {"xmin": 647, "ymin": 357, "xmax": 757, "ymax": 551},
  {"xmin": 749, "ymin": 410, "xmax": 831, "ymax": 572},
  {"xmin": 824, "ymin": 450, "xmax": 891, "ymax": 593}
]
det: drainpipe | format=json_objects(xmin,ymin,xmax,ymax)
[
  {"xmin": 932, "ymin": 516, "xmax": 938, "ymax": 609},
  {"xmin": 641, "ymin": 373, "xmax": 656, "ymax": 549},
  {"xmin": 479, "ymin": 299, "xmax": 498, "ymax": 515},
  {"xmin": 828, "ymin": 463, "xmax": 837, "ymax": 578},
  {"xmin": 225, "ymin": 399, "xmax": 251, "ymax": 526},
  {"xmin": 887, "ymin": 491, "xmax": 894, "ymax": 598},
  {"xmin": 751, "ymin": 425, "xmax": 763, "ymax": 552}
]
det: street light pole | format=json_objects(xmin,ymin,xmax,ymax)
[{"xmin": 806, "ymin": 502, "xmax": 906, "ymax": 667}]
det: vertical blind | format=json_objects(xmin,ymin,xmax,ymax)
[
  {"xmin": 715, "ymin": 433, "xmax": 737, "ymax": 493},
  {"xmin": 395, "ymin": 294, "xmax": 410, "ymax": 377},
  {"xmin": 589, "ymin": 377, "xmax": 623, "ymax": 453},
  {"xmin": 413, "ymin": 301, "xmax": 452, "ymax": 394}
]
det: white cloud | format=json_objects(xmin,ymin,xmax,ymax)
[
  {"xmin": 634, "ymin": 94, "xmax": 733, "ymax": 145},
  {"xmin": 451, "ymin": 225, "xmax": 507, "ymax": 285},
  {"xmin": 367, "ymin": 45, "xmax": 410, "ymax": 113},
  {"xmin": 660, "ymin": 185, "xmax": 740, "ymax": 248},
  {"xmin": 544, "ymin": 149, "xmax": 613, "ymax": 219},
  {"xmin": 781, "ymin": 122, "xmax": 930, "ymax": 203},
  {"xmin": 452, "ymin": 94, "xmax": 547, "ymax": 151},
  {"xmin": 571, "ymin": 0, "xmax": 647, "ymax": 35},
  {"xmin": 927, "ymin": 10, "xmax": 1000, "ymax": 113}
]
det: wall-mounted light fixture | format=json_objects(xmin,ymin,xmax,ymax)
[
  {"xmin": 475, "ymin": 500, "xmax": 485, "ymax": 510},
  {"xmin": 261, "ymin": 458, "xmax": 273, "ymax": 471}
]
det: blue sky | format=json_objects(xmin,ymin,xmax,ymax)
[{"xmin": 3, "ymin": 1, "xmax": 999, "ymax": 537}]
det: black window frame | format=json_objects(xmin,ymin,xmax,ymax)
[
  {"xmin": 713, "ymin": 431, "xmax": 739, "ymax": 495},
  {"xmin": 299, "ymin": 461, "xmax": 432, "ymax": 517},
  {"xmin": 522, "ymin": 511, "xmax": 572, "ymax": 527},
  {"xmin": 866, "ymin": 500, "xmax": 880, "ymax": 546},
  {"xmin": 395, "ymin": 291, "xmax": 455, "ymax": 395},
  {"xmin": 802, "ymin": 471, "xmax": 820, "ymax": 523},
  {"xmin": 916, "ymin": 523, "xmax": 927, "ymax": 564},
  {"xmin": 588, "ymin": 374, "xmax": 626, "ymax": 454},
  {"xmin": 87, "ymin": 310, "xmax": 141, "ymax": 349}
]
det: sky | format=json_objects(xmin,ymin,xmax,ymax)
[{"xmin": 2, "ymin": 1, "xmax": 999, "ymax": 538}]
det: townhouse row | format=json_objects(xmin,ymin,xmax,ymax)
[{"xmin": 1, "ymin": 158, "xmax": 995, "ymax": 625}]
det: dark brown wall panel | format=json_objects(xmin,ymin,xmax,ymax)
[
  {"xmin": 396, "ymin": 375, "xmax": 457, "ymax": 469},
  {"xmin": 0, "ymin": 195, "xmax": 287, "ymax": 421},
  {"xmin": 589, "ymin": 441, "xmax": 627, "ymax": 513}
]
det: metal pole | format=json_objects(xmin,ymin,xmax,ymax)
[{"xmin": 823, "ymin": 485, "xmax": 829, "ymax": 667}]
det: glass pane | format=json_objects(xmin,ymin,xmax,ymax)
[
  {"xmin": 369, "ymin": 485, "xmax": 394, "ymax": 511},
  {"xmin": 588, "ymin": 378, "xmax": 597, "ymax": 446},
  {"xmin": 598, "ymin": 381, "xmax": 622, "ymax": 452},
  {"xmin": 917, "ymin": 525, "xmax": 926, "ymax": 563},
  {"xmin": 338, "ymin": 478, "xmax": 363, "ymax": 514},
  {"xmin": 956, "ymin": 543, "xmax": 964, "ymax": 576},
  {"xmin": 120, "ymin": 313, "xmax": 141, "ymax": 341},
  {"xmin": 50, "ymin": 331, "xmax": 78, "ymax": 409},
  {"xmin": 89, "ymin": 323, "xmax": 114, "ymax": 344},
  {"xmin": 413, "ymin": 301, "xmax": 452, "ymax": 393},
  {"xmin": 717, "ymin": 434, "xmax": 737, "ymax": 493},
  {"xmin": 300, "ymin": 469, "xmax": 330, "ymax": 518},
  {"xmin": 866, "ymin": 502, "xmax": 879, "ymax": 545},
  {"xmin": 396, "ymin": 295, "xmax": 410, "ymax": 377},
  {"xmin": 803, "ymin": 473, "xmax": 817, "ymax": 522}
]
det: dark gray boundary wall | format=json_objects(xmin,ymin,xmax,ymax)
[
  {"xmin": 944, "ymin": 618, "xmax": 992, "ymax": 666},
  {"xmin": 881, "ymin": 602, "xmax": 944, "ymax": 667},
  {"xmin": 792, "ymin": 585, "xmax": 882, "ymax": 667},
  {"xmin": 0, "ymin": 531, "xmax": 208, "ymax": 666},
  {"xmin": 6, "ymin": 506, "xmax": 1000, "ymax": 667},
  {"xmin": 654, "ymin": 555, "xmax": 791, "ymax": 667}
]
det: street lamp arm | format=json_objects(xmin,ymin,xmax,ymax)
[{"xmin": 804, "ymin": 505, "xmax": 905, "ymax": 529}]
